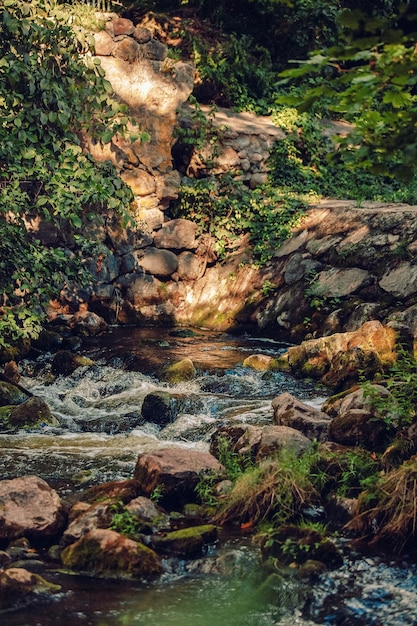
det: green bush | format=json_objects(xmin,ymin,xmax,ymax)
[
  {"xmin": 171, "ymin": 175, "xmax": 306, "ymax": 264},
  {"xmin": 0, "ymin": 0, "xmax": 144, "ymax": 348}
]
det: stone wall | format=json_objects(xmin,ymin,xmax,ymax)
[{"xmin": 48, "ymin": 15, "xmax": 417, "ymax": 349}]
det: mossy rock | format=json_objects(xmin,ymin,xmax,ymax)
[
  {"xmin": 160, "ymin": 358, "xmax": 197, "ymax": 384},
  {"xmin": 0, "ymin": 381, "xmax": 30, "ymax": 407},
  {"xmin": 0, "ymin": 567, "xmax": 61, "ymax": 611},
  {"xmin": 51, "ymin": 350, "xmax": 94, "ymax": 376},
  {"xmin": 243, "ymin": 354, "xmax": 280, "ymax": 371},
  {"xmin": 271, "ymin": 353, "xmax": 291, "ymax": 372},
  {"xmin": 8, "ymin": 396, "xmax": 57, "ymax": 429},
  {"xmin": 61, "ymin": 528, "xmax": 163, "ymax": 580},
  {"xmin": 260, "ymin": 524, "xmax": 343, "ymax": 569},
  {"xmin": 0, "ymin": 405, "xmax": 13, "ymax": 429},
  {"xmin": 151, "ymin": 524, "xmax": 218, "ymax": 557}
]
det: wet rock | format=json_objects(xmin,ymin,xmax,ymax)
[
  {"xmin": 272, "ymin": 392, "xmax": 332, "ymax": 442},
  {"xmin": 8, "ymin": 396, "xmax": 57, "ymax": 429},
  {"xmin": 141, "ymin": 390, "xmax": 180, "ymax": 426},
  {"xmin": 0, "ymin": 380, "xmax": 30, "ymax": 406},
  {"xmin": 325, "ymin": 495, "xmax": 357, "ymax": 527},
  {"xmin": 0, "ymin": 476, "xmax": 67, "ymax": 542},
  {"xmin": 134, "ymin": 447, "xmax": 225, "ymax": 508},
  {"xmin": 0, "ymin": 567, "xmax": 61, "ymax": 611},
  {"xmin": 31, "ymin": 329, "xmax": 63, "ymax": 352},
  {"xmin": 4, "ymin": 360, "xmax": 20, "ymax": 384},
  {"xmin": 51, "ymin": 350, "xmax": 94, "ymax": 376},
  {"xmin": 151, "ymin": 524, "xmax": 217, "ymax": 557},
  {"xmin": 242, "ymin": 354, "xmax": 279, "ymax": 371},
  {"xmin": 159, "ymin": 357, "xmax": 197, "ymax": 383},
  {"xmin": 256, "ymin": 425, "xmax": 312, "ymax": 461},
  {"xmin": 61, "ymin": 528, "xmax": 163, "ymax": 579}
]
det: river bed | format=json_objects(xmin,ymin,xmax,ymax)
[{"xmin": 1, "ymin": 327, "xmax": 417, "ymax": 625}]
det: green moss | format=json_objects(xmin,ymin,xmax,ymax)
[{"xmin": 151, "ymin": 524, "xmax": 218, "ymax": 556}]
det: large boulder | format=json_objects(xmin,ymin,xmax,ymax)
[
  {"xmin": 139, "ymin": 247, "xmax": 178, "ymax": 278},
  {"xmin": 134, "ymin": 447, "xmax": 225, "ymax": 507},
  {"xmin": 0, "ymin": 476, "xmax": 67, "ymax": 542},
  {"xmin": 276, "ymin": 321, "xmax": 398, "ymax": 390},
  {"xmin": 8, "ymin": 396, "xmax": 57, "ymax": 430},
  {"xmin": 328, "ymin": 409, "xmax": 391, "ymax": 452},
  {"xmin": 272, "ymin": 392, "xmax": 332, "ymax": 442},
  {"xmin": 61, "ymin": 528, "xmax": 163, "ymax": 579}
]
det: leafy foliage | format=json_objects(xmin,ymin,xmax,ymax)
[
  {"xmin": 361, "ymin": 349, "xmax": 417, "ymax": 429},
  {"xmin": 171, "ymin": 175, "xmax": 306, "ymax": 264},
  {"xmin": 269, "ymin": 105, "xmax": 417, "ymax": 202},
  {"xmin": 0, "ymin": 0, "xmax": 140, "ymax": 348},
  {"xmin": 277, "ymin": 2, "xmax": 417, "ymax": 180}
]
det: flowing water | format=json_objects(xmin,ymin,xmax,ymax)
[{"xmin": 2, "ymin": 327, "xmax": 417, "ymax": 625}]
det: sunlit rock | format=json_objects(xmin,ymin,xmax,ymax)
[
  {"xmin": 160, "ymin": 357, "xmax": 197, "ymax": 383},
  {"xmin": 276, "ymin": 321, "xmax": 398, "ymax": 390},
  {"xmin": 242, "ymin": 354, "xmax": 279, "ymax": 371},
  {"xmin": 134, "ymin": 447, "xmax": 225, "ymax": 507}
]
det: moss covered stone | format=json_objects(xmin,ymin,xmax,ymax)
[
  {"xmin": 61, "ymin": 528, "xmax": 163, "ymax": 579},
  {"xmin": 160, "ymin": 358, "xmax": 197, "ymax": 383},
  {"xmin": 151, "ymin": 524, "xmax": 218, "ymax": 557},
  {"xmin": 8, "ymin": 396, "xmax": 57, "ymax": 429}
]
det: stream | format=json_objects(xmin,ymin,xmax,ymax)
[{"xmin": 1, "ymin": 326, "xmax": 417, "ymax": 625}]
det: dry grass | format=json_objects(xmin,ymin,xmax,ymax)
[
  {"xmin": 214, "ymin": 457, "xmax": 318, "ymax": 526},
  {"xmin": 346, "ymin": 457, "xmax": 417, "ymax": 552}
]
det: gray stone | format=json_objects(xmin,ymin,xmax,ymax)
[
  {"xmin": 153, "ymin": 219, "xmax": 197, "ymax": 250},
  {"xmin": 140, "ymin": 247, "xmax": 178, "ymax": 278},
  {"xmin": 312, "ymin": 267, "xmax": 370, "ymax": 298},
  {"xmin": 272, "ymin": 392, "xmax": 332, "ymax": 442},
  {"xmin": 379, "ymin": 262, "xmax": 417, "ymax": 298},
  {"xmin": 177, "ymin": 251, "xmax": 201, "ymax": 280}
]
